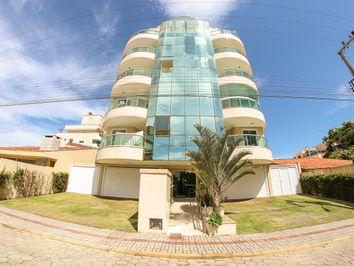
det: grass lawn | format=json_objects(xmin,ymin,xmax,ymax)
[
  {"xmin": 224, "ymin": 194, "xmax": 354, "ymax": 234},
  {"xmin": 0, "ymin": 192, "xmax": 138, "ymax": 232}
]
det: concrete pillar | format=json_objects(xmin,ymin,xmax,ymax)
[{"xmin": 138, "ymin": 169, "xmax": 171, "ymax": 233}]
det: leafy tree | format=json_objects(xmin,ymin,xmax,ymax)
[
  {"xmin": 323, "ymin": 121, "xmax": 354, "ymax": 160},
  {"xmin": 186, "ymin": 125, "xmax": 255, "ymax": 212}
]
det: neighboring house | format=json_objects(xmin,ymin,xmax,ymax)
[
  {"xmin": 274, "ymin": 157, "xmax": 353, "ymax": 172},
  {"xmin": 95, "ymin": 17, "xmax": 273, "ymax": 204},
  {"xmin": 294, "ymin": 143, "xmax": 327, "ymax": 159},
  {"xmin": 0, "ymin": 135, "xmax": 97, "ymax": 172},
  {"xmin": 56, "ymin": 113, "xmax": 103, "ymax": 148}
]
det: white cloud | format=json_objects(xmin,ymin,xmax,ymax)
[
  {"xmin": 152, "ymin": 0, "xmax": 244, "ymax": 25},
  {"xmin": 0, "ymin": 8, "xmax": 114, "ymax": 146},
  {"xmin": 94, "ymin": 1, "xmax": 120, "ymax": 35}
]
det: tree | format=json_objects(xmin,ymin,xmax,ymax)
[
  {"xmin": 186, "ymin": 125, "xmax": 255, "ymax": 212},
  {"xmin": 323, "ymin": 121, "xmax": 354, "ymax": 160}
]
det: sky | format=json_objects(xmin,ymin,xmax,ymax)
[{"xmin": 0, "ymin": 0, "xmax": 353, "ymax": 158}]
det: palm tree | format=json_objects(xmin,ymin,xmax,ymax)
[{"xmin": 186, "ymin": 124, "xmax": 255, "ymax": 212}]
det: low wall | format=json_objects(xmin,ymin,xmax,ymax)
[
  {"xmin": 0, "ymin": 158, "xmax": 54, "ymax": 199},
  {"xmin": 301, "ymin": 164, "xmax": 354, "ymax": 177}
]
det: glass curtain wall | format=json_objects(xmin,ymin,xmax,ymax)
[{"xmin": 145, "ymin": 17, "xmax": 224, "ymax": 160}]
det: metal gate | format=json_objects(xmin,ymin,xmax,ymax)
[
  {"xmin": 101, "ymin": 167, "xmax": 140, "ymax": 199},
  {"xmin": 270, "ymin": 165, "xmax": 302, "ymax": 196}
]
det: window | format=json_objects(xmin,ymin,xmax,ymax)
[
  {"xmin": 161, "ymin": 59, "xmax": 173, "ymax": 72},
  {"xmin": 79, "ymin": 140, "xmax": 84, "ymax": 144},
  {"xmin": 155, "ymin": 116, "xmax": 170, "ymax": 136},
  {"xmin": 243, "ymin": 130, "xmax": 258, "ymax": 146}
]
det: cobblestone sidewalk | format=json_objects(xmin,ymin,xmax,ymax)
[{"xmin": 0, "ymin": 206, "xmax": 353, "ymax": 258}]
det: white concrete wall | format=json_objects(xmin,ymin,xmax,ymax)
[
  {"xmin": 225, "ymin": 166, "xmax": 270, "ymax": 200},
  {"xmin": 56, "ymin": 132, "xmax": 101, "ymax": 147},
  {"xmin": 67, "ymin": 164, "xmax": 100, "ymax": 195},
  {"xmin": 101, "ymin": 167, "xmax": 140, "ymax": 199},
  {"xmin": 270, "ymin": 164, "xmax": 302, "ymax": 196}
]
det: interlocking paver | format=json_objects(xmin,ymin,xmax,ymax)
[{"xmin": 0, "ymin": 205, "xmax": 353, "ymax": 261}]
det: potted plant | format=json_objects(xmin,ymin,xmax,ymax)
[{"xmin": 207, "ymin": 212, "xmax": 223, "ymax": 235}]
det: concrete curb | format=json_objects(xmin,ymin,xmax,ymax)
[{"xmin": 1, "ymin": 220, "xmax": 354, "ymax": 259}]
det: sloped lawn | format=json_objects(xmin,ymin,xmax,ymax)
[
  {"xmin": 0, "ymin": 192, "xmax": 138, "ymax": 232},
  {"xmin": 224, "ymin": 194, "xmax": 354, "ymax": 234}
]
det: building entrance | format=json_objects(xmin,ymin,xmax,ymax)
[{"xmin": 172, "ymin": 172, "xmax": 196, "ymax": 198}]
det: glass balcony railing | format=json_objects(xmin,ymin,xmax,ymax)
[
  {"xmin": 229, "ymin": 134, "xmax": 269, "ymax": 148},
  {"xmin": 131, "ymin": 29, "xmax": 159, "ymax": 37},
  {"xmin": 109, "ymin": 97, "xmax": 148, "ymax": 110},
  {"xmin": 210, "ymin": 29, "xmax": 238, "ymax": 37},
  {"xmin": 218, "ymin": 69, "xmax": 252, "ymax": 79},
  {"xmin": 122, "ymin": 47, "xmax": 155, "ymax": 58},
  {"xmin": 100, "ymin": 133, "xmax": 144, "ymax": 148},
  {"xmin": 116, "ymin": 68, "xmax": 152, "ymax": 81},
  {"xmin": 214, "ymin": 47, "xmax": 245, "ymax": 56},
  {"xmin": 222, "ymin": 97, "xmax": 260, "ymax": 110}
]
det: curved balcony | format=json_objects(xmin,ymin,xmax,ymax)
[
  {"xmin": 124, "ymin": 29, "xmax": 159, "ymax": 55},
  {"xmin": 122, "ymin": 47, "xmax": 155, "ymax": 59},
  {"xmin": 214, "ymin": 47, "xmax": 245, "ymax": 56},
  {"xmin": 219, "ymin": 73, "xmax": 258, "ymax": 94},
  {"xmin": 214, "ymin": 51, "xmax": 252, "ymax": 76},
  {"xmin": 223, "ymin": 106, "xmax": 266, "ymax": 129},
  {"xmin": 103, "ymin": 99, "xmax": 147, "ymax": 130},
  {"xmin": 211, "ymin": 29, "xmax": 246, "ymax": 56},
  {"xmin": 222, "ymin": 96, "xmax": 260, "ymax": 110},
  {"xmin": 112, "ymin": 68, "xmax": 152, "ymax": 97},
  {"xmin": 118, "ymin": 51, "xmax": 155, "ymax": 75},
  {"xmin": 96, "ymin": 133, "xmax": 144, "ymax": 163},
  {"xmin": 229, "ymin": 134, "xmax": 273, "ymax": 164}
]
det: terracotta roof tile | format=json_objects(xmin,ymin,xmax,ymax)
[
  {"xmin": 0, "ymin": 146, "xmax": 41, "ymax": 151},
  {"xmin": 273, "ymin": 157, "xmax": 353, "ymax": 170}
]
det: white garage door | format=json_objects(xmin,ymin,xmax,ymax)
[
  {"xmin": 101, "ymin": 167, "xmax": 140, "ymax": 199},
  {"xmin": 270, "ymin": 165, "xmax": 301, "ymax": 196}
]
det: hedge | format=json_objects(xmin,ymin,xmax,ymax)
[
  {"xmin": 300, "ymin": 174, "xmax": 354, "ymax": 202},
  {"xmin": 52, "ymin": 172, "xmax": 69, "ymax": 193}
]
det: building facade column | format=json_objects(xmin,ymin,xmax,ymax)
[{"xmin": 138, "ymin": 169, "xmax": 172, "ymax": 233}]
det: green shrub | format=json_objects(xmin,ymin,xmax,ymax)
[
  {"xmin": 0, "ymin": 168, "xmax": 11, "ymax": 188},
  {"xmin": 207, "ymin": 212, "xmax": 223, "ymax": 228},
  {"xmin": 52, "ymin": 172, "xmax": 69, "ymax": 193},
  {"xmin": 12, "ymin": 168, "xmax": 45, "ymax": 198},
  {"xmin": 300, "ymin": 174, "xmax": 354, "ymax": 202}
]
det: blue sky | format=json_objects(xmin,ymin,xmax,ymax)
[{"xmin": 0, "ymin": 0, "xmax": 353, "ymax": 158}]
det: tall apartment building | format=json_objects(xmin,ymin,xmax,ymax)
[{"xmin": 95, "ymin": 17, "xmax": 272, "ymax": 230}]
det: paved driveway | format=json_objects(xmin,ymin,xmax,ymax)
[{"xmin": 0, "ymin": 223, "xmax": 353, "ymax": 266}]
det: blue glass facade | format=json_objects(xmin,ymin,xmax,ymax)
[{"xmin": 145, "ymin": 17, "xmax": 224, "ymax": 161}]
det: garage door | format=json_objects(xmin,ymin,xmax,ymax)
[
  {"xmin": 270, "ymin": 165, "xmax": 301, "ymax": 196},
  {"xmin": 101, "ymin": 167, "xmax": 140, "ymax": 199}
]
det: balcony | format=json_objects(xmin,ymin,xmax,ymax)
[
  {"xmin": 211, "ymin": 29, "xmax": 246, "ymax": 56},
  {"xmin": 103, "ymin": 97, "xmax": 148, "ymax": 130},
  {"xmin": 214, "ymin": 50, "xmax": 252, "ymax": 76},
  {"xmin": 96, "ymin": 133, "xmax": 144, "ymax": 163},
  {"xmin": 223, "ymin": 104, "xmax": 266, "ymax": 129},
  {"xmin": 218, "ymin": 69, "xmax": 258, "ymax": 93},
  {"xmin": 124, "ymin": 29, "xmax": 158, "ymax": 55},
  {"xmin": 214, "ymin": 47, "xmax": 245, "ymax": 56},
  {"xmin": 222, "ymin": 96, "xmax": 260, "ymax": 110},
  {"xmin": 118, "ymin": 50, "xmax": 155, "ymax": 75},
  {"xmin": 230, "ymin": 134, "xmax": 273, "ymax": 164},
  {"xmin": 112, "ymin": 68, "xmax": 152, "ymax": 97},
  {"xmin": 122, "ymin": 47, "xmax": 155, "ymax": 59}
]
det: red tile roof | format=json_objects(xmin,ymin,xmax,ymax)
[
  {"xmin": 0, "ymin": 143, "xmax": 96, "ymax": 152},
  {"xmin": 0, "ymin": 146, "xmax": 41, "ymax": 152},
  {"xmin": 273, "ymin": 158, "xmax": 353, "ymax": 170}
]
